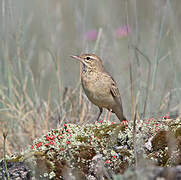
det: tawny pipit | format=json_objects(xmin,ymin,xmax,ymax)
[{"xmin": 70, "ymin": 54, "xmax": 127, "ymax": 122}]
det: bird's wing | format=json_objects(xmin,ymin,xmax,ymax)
[
  {"xmin": 110, "ymin": 79, "xmax": 126, "ymax": 121},
  {"xmin": 110, "ymin": 80, "xmax": 122, "ymax": 105},
  {"xmin": 103, "ymin": 70, "xmax": 123, "ymax": 106},
  {"xmin": 103, "ymin": 71, "xmax": 126, "ymax": 121}
]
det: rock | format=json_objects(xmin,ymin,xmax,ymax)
[{"xmin": 0, "ymin": 160, "xmax": 32, "ymax": 180}]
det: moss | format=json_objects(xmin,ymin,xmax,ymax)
[
  {"xmin": 148, "ymin": 118, "xmax": 181, "ymax": 166},
  {"xmin": 148, "ymin": 149, "xmax": 169, "ymax": 166},
  {"xmin": 151, "ymin": 130, "xmax": 169, "ymax": 151},
  {"xmin": 115, "ymin": 160, "xmax": 129, "ymax": 174},
  {"xmin": 7, "ymin": 155, "xmax": 24, "ymax": 163},
  {"xmin": 12, "ymin": 122, "xmax": 129, "ymax": 178},
  {"xmin": 30, "ymin": 122, "xmax": 133, "ymax": 178},
  {"xmin": 53, "ymin": 159, "xmax": 68, "ymax": 178},
  {"xmin": 116, "ymin": 148, "xmax": 131, "ymax": 157},
  {"xmin": 3, "ymin": 118, "xmax": 181, "ymax": 178},
  {"xmin": 175, "ymin": 127, "xmax": 181, "ymax": 138},
  {"xmin": 75, "ymin": 135, "xmax": 90, "ymax": 143},
  {"xmin": 177, "ymin": 136, "xmax": 181, "ymax": 151},
  {"xmin": 93, "ymin": 123, "xmax": 126, "ymax": 139},
  {"xmin": 72, "ymin": 145, "xmax": 96, "ymax": 174}
]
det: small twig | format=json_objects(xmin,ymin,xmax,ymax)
[
  {"xmin": 3, "ymin": 131, "xmax": 10, "ymax": 180},
  {"xmin": 158, "ymin": 51, "xmax": 171, "ymax": 64}
]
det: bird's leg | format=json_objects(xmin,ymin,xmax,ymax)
[
  {"xmin": 96, "ymin": 107, "xmax": 103, "ymax": 121},
  {"xmin": 107, "ymin": 109, "xmax": 112, "ymax": 121}
]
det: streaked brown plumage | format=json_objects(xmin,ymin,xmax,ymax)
[{"xmin": 70, "ymin": 54, "xmax": 127, "ymax": 122}]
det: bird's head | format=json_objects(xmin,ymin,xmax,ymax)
[{"xmin": 70, "ymin": 54, "xmax": 103, "ymax": 71}]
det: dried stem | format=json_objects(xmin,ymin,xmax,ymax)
[
  {"xmin": 133, "ymin": 91, "xmax": 140, "ymax": 167},
  {"xmin": 132, "ymin": 45, "xmax": 151, "ymax": 118}
]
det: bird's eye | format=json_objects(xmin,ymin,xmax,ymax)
[{"xmin": 85, "ymin": 56, "xmax": 90, "ymax": 60}]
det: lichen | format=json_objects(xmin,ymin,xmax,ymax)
[{"xmin": 2, "ymin": 117, "xmax": 181, "ymax": 179}]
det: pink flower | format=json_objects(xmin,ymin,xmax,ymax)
[
  {"xmin": 85, "ymin": 29, "xmax": 98, "ymax": 41},
  {"xmin": 115, "ymin": 25, "xmax": 131, "ymax": 38}
]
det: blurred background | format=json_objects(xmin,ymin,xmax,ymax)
[{"xmin": 0, "ymin": 0, "xmax": 181, "ymax": 156}]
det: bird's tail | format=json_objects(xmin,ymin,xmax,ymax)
[{"xmin": 113, "ymin": 107, "xmax": 127, "ymax": 122}]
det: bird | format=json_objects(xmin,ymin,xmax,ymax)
[{"xmin": 70, "ymin": 54, "xmax": 127, "ymax": 122}]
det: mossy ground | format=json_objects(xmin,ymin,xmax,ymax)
[{"xmin": 1, "ymin": 116, "xmax": 181, "ymax": 179}]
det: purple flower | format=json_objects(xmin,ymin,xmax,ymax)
[
  {"xmin": 85, "ymin": 29, "xmax": 98, "ymax": 41},
  {"xmin": 115, "ymin": 25, "xmax": 131, "ymax": 38}
]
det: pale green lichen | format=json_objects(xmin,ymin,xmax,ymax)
[{"xmin": 2, "ymin": 117, "xmax": 181, "ymax": 179}]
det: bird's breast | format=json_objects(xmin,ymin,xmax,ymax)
[
  {"xmin": 81, "ymin": 72, "xmax": 99, "ymax": 94},
  {"xmin": 81, "ymin": 72, "xmax": 115, "ymax": 108}
]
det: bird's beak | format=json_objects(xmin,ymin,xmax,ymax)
[{"xmin": 70, "ymin": 55, "xmax": 83, "ymax": 62}]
